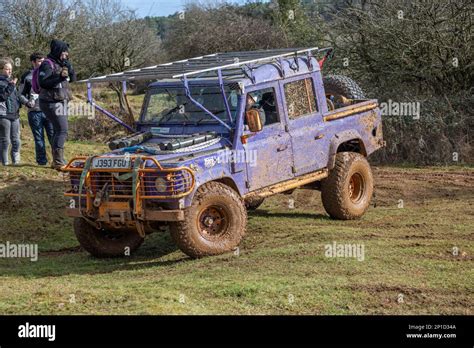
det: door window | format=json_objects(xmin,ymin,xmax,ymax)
[
  {"xmin": 284, "ymin": 78, "xmax": 318, "ymax": 119},
  {"xmin": 245, "ymin": 87, "xmax": 280, "ymax": 127}
]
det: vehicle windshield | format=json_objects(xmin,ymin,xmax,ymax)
[{"xmin": 143, "ymin": 85, "xmax": 239, "ymax": 125}]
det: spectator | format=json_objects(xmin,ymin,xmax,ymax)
[
  {"xmin": 19, "ymin": 52, "xmax": 54, "ymax": 166},
  {"xmin": 38, "ymin": 39, "xmax": 76, "ymax": 170},
  {"xmin": 0, "ymin": 58, "xmax": 21, "ymax": 166}
]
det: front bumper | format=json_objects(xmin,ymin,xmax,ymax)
[
  {"xmin": 62, "ymin": 155, "xmax": 194, "ymax": 223},
  {"xmin": 65, "ymin": 207, "xmax": 184, "ymax": 221}
]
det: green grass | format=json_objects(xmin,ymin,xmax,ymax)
[{"xmin": 0, "ymin": 127, "xmax": 472, "ymax": 314}]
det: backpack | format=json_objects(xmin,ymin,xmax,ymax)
[{"xmin": 31, "ymin": 59, "xmax": 54, "ymax": 94}]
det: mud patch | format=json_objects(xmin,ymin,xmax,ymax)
[{"xmin": 371, "ymin": 167, "xmax": 474, "ymax": 206}]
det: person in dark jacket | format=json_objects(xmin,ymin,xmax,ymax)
[
  {"xmin": 38, "ymin": 39, "xmax": 76, "ymax": 170},
  {"xmin": 0, "ymin": 58, "xmax": 21, "ymax": 166},
  {"xmin": 20, "ymin": 52, "xmax": 54, "ymax": 166}
]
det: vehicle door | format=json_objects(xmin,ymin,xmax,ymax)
[
  {"xmin": 279, "ymin": 75, "xmax": 329, "ymax": 175},
  {"xmin": 243, "ymin": 83, "xmax": 294, "ymax": 190}
]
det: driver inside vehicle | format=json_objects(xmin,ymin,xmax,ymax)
[
  {"xmin": 245, "ymin": 93, "xmax": 266, "ymax": 126},
  {"xmin": 246, "ymin": 93, "xmax": 256, "ymax": 111}
]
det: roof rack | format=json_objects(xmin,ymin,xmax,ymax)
[
  {"xmin": 79, "ymin": 47, "xmax": 329, "ymax": 84},
  {"xmin": 80, "ymin": 47, "xmax": 333, "ymax": 134}
]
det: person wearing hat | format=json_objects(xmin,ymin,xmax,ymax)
[{"xmin": 38, "ymin": 39, "xmax": 76, "ymax": 170}]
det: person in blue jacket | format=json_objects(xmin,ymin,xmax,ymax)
[{"xmin": 20, "ymin": 52, "xmax": 54, "ymax": 166}]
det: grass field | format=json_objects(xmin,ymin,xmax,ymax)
[{"xmin": 0, "ymin": 128, "xmax": 472, "ymax": 315}]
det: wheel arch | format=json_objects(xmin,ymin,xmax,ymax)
[
  {"xmin": 183, "ymin": 176, "xmax": 244, "ymax": 208},
  {"xmin": 327, "ymin": 130, "xmax": 367, "ymax": 170},
  {"xmin": 212, "ymin": 177, "xmax": 242, "ymax": 196}
]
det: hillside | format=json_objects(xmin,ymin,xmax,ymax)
[{"xmin": 0, "ymin": 127, "xmax": 472, "ymax": 314}]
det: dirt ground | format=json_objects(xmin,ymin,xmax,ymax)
[{"xmin": 0, "ymin": 161, "xmax": 472, "ymax": 314}]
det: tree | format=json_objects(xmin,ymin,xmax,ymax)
[
  {"xmin": 0, "ymin": 0, "xmax": 88, "ymax": 74},
  {"xmin": 327, "ymin": 0, "xmax": 473, "ymax": 93},
  {"xmin": 0, "ymin": 0, "xmax": 163, "ymax": 125},
  {"xmin": 162, "ymin": 3, "xmax": 286, "ymax": 60},
  {"xmin": 270, "ymin": 0, "xmax": 324, "ymax": 47},
  {"xmin": 75, "ymin": 0, "xmax": 163, "ymax": 122}
]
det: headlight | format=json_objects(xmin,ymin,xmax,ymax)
[{"xmin": 155, "ymin": 177, "xmax": 168, "ymax": 192}]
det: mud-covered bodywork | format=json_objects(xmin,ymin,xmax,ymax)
[{"xmin": 63, "ymin": 53, "xmax": 383, "ymax": 232}]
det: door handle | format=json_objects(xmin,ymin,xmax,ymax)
[
  {"xmin": 314, "ymin": 134, "xmax": 325, "ymax": 140},
  {"xmin": 277, "ymin": 144, "xmax": 288, "ymax": 152}
]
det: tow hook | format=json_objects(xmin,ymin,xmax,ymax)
[{"xmin": 93, "ymin": 182, "xmax": 109, "ymax": 208}]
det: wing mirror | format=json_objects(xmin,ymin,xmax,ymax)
[{"xmin": 245, "ymin": 109, "xmax": 263, "ymax": 133}]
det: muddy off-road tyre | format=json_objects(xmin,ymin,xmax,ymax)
[
  {"xmin": 244, "ymin": 196, "xmax": 265, "ymax": 211},
  {"xmin": 73, "ymin": 218, "xmax": 144, "ymax": 258},
  {"xmin": 170, "ymin": 182, "xmax": 247, "ymax": 258},
  {"xmin": 321, "ymin": 152, "xmax": 373, "ymax": 220},
  {"xmin": 323, "ymin": 75, "xmax": 366, "ymax": 100}
]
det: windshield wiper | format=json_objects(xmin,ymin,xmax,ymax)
[
  {"xmin": 195, "ymin": 109, "xmax": 227, "ymax": 125},
  {"xmin": 158, "ymin": 102, "xmax": 189, "ymax": 125}
]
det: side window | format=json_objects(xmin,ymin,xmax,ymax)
[
  {"xmin": 245, "ymin": 87, "xmax": 279, "ymax": 127},
  {"xmin": 284, "ymin": 78, "xmax": 318, "ymax": 119}
]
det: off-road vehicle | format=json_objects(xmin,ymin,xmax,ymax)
[{"xmin": 63, "ymin": 48, "xmax": 384, "ymax": 258}]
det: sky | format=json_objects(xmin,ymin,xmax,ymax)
[{"xmin": 120, "ymin": 0, "xmax": 269, "ymax": 17}]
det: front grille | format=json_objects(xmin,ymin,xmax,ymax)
[
  {"xmin": 63, "ymin": 157, "xmax": 195, "ymax": 201},
  {"xmin": 90, "ymin": 172, "xmax": 133, "ymax": 199}
]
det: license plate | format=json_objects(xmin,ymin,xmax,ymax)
[{"xmin": 91, "ymin": 157, "xmax": 132, "ymax": 169}]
